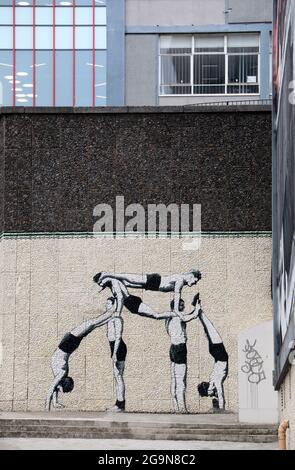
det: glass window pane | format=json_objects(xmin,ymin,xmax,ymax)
[
  {"xmin": 76, "ymin": 1, "xmax": 106, "ymax": 5},
  {"xmin": 95, "ymin": 49, "xmax": 106, "ymax": 105},
  {"xmin": 95, "ymin": 26, "xmax": 106, "ymax": 49},
  {"xmin": 0, "ymin": 27, "xmax": 13, "ymax": 49},
  {"xmin": 0, "ymin": 51, "xmax": 13, "ymax": 106},
  {"xmin": 16, "ymin": 26, "xmax": 33, "ymax": 49},
  {"xmin": 75, "ymin": 7, "xmax": 92, "ymax": 25},
  {"xmin": 56, "ymin": 50, "xmax": 72, "ymax": 106},
  {"xmin": 36, "ymin": 7, "xmax": 53, "ymax": 25},
  {"xmin": 228, "ymin": 54, "xmax": 258, "ymax": 84},
  {"xmin": 15, "ymin": 50, "xmax": 34, "ymax": 106},
  {"xmin": 193, "ymin": 54, "xmax": 225, "ymax": 94},
  {"xmin": 16, "ymin": 6, "xmax": 32, "ymax": 25},
  {"xmin": 194, "ymin": 34, "xmax": 224, "ymax": 52},
  {"xmin": 160, "ymin": 85, "xmax": 191, "ymax": 95},
  {"xmin": 160, "ymin": 35, "xmax": 191, "ymax": 54},
  {"xmin": 95, "ymin": 7, "xmax": 106, "ymax": 25},
  {"xmin": 76, "ymin": 26, "xmax": 92, "ymax": 49},
  {"xmin": 56, "ymin": 26, "xmax": 72, "ymax": 49},
  {"xmin": 227, "ymin": 33, "xmax": 259, "ymax": 53},
  {"xmin": 76, "ymin": 50, "xmax": 92, "ymax": 106},
  {"xmin": 0, "ymin": 7, "xmax": 13, "ymax": 25},
  {"xmin": 35, "ymin": 51, "xmax": 53, "ymax": 105},
  {"xmin": 161, "ymin": 55, "xmax": 191, "ymax": 87},
  {"xmin": 36, "ymin": 26, "xmax": 52, "ymax": 49},
  {"xmin": 55, "ymin": 6, "xmax": 72, "ymax": 25}
]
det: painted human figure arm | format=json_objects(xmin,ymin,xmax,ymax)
[
  {"xmin": 111, "ymin": 317, "xmax": 123, "ymax": 361},
  {"xmin": 173, "ymin": 279, "xmax": 185, "ymax": 319},
  {"xmin": 46, "ymin": 371, "xmax": 67, "ymax": 411},
  {"xmin": 209, "ymin": 362, "xmax": 228, "ymax": 409},
  {"xmin": 98, "ymin": 278, "xmax": 129, "ymax": 316},
  {"xmin": 52, "ymin": 389, "xmax": 65, "ymax": 409},
  {"xmin": 70, "ymin": 309, "xmax": 114, "ymax": 338}
]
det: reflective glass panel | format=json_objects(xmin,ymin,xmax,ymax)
[
  {"xmin": 0, "ymin": 26, "xmax": 13, "ymax": 49},
  {"xmin": 75, "ymin": 50, "xmax": 92, "ymax": 106},
  {"xmin": 95, "ymin": 49, "xmax": 106, "ymax": 105},
  {"xmin": 76, "ymin": 26, "xmax": 92, "ymax": 49},
  {"xmin": 36, "ymin": 26, "xmax": 53, "ymax": 49},
  {"xmin": 55, "ymin": 26, "xmax": 72, "ymax": 48},
  {"xmin": 56, "ymin": 50, "xmax": 72, "ymax": 105},
  {"xmin": 15, "ymin": 6, "xmax": 32, "ymax": 25},
  {"xmin": 15, "ymin": 50, "xmax": 34, "ymax": 106},
  {"xmin": 16, "ymin": 26, "xmax": 33, "ymax": 49},
  {"xmin": 0, "ymin": 7, "xmax": 13, "ymax": 24},
  {"xmin": 55, "ymin": 6, "xmax": 72, "ymax": 25},
  {"xmin": 0, "ymin": 50, "xmax": 13, "ymax": 105},
  {"xmin": 36, "ymin": 50, "xmax": 53, "ymax": 105},
  {"xmin": 95, "ymin": 26, "xmax": 106, "ymax": 49},
  {"xmin": 35, "ymin": 7, "xmax": 53, "ymax": 25}
]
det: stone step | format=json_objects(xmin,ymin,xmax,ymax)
[
  {"xmin": 0, "ymin": 429, "xmax": 277, "ymax": 443},
  {"xmin": 0, "ymin": 419, "xmax": 278, "ymax": 443},
  {"xmin": 0, "ymin": 418, "xmax": 277, "ymax": 431}
]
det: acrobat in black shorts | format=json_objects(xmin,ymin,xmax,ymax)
[
  {"xmin": 169, "ymin": 343, "xmax": 187, "ymax": 364},
  {"xmin": 109, "ymin": 339, "xmax": 127, "ymax": 362},
  {"xmin": 145, "ymin": 273, "xmax": 161, "ymax": 291}
]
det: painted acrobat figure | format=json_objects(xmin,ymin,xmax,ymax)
[
  {"xmin": 46, "ymin": 280, "xmax": 127, "ymax": 412},
  {"xmin": 197, "ymin": 295, "xmax": 229, "ymax": 411},
  {"xmin": 105, "ymin": 296, "xmax": 127, "ymax": 413},
  {"xmin": 165, "ymin": 297, "xmax": 201, "ymax": 413},
  {"xmin": 93, "ymin": 269, "xmax": 202, "ymax": 317}
]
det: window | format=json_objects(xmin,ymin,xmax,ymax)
[
  {"xmin": 0, "ymin": 1, "xmax": 107, "ymax": 107},
  {"xmin": 160, "ymin": 33, "xmax": 260, "ymax": 96}
]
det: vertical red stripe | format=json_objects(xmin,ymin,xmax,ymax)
[
  {"xmin": 72, "ymin": 1, "xmax": 75, "ymax": 107},
  {"xmin": 33, "ymin": 0, "xmax": 36, "ymax": 107},
  {"xmin": 92, "ymin": 0, "xmax": 95, "ymax": 107},
  {"xmin": 12, "ymin": 0, "xmax": 16, "ymax": 107},
  {"xmin": 53, "ymin": 0, "xmax": 56, "ymax": 106}
]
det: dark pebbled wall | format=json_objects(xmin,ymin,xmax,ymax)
[{"xmin": 0, "ymin": 107, "xmax": 271, "ymax": 233}]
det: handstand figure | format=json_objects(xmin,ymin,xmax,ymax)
[
  {"xmin": 197, "ymin": 295, "xmax": 228, "ymax": 411},
  {"xmin": 46, "ymin": 305, "xmax": 115, "ymax": 411}
]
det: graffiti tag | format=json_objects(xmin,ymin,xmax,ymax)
[{"xmin": 241, "ymin": 339, "xmax": 266, "ymax": 384}]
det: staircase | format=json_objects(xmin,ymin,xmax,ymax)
[{"xmin": 0, "ymin": 412, "xmax": 278, "ymax": 443}]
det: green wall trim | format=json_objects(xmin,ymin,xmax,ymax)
[{"xmin": 0, "ymin": 231, "xmax": 272, "ymax": 239}]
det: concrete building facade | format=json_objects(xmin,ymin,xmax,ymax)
[{"xmin": 0, "ymin": 0, "xmax": 272, "ymax": 107}]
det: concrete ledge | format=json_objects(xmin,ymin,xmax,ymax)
[{"xmin": 0, "ymin": 105, "xmax": 272, "ymax": 115}]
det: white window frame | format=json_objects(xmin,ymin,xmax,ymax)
[{"xmin": 159, "ymin": 33, "xmax": 260, "ymax": 97}]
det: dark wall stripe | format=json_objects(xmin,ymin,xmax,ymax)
[{"xmin": 0, "ymin": 107, "xmax": 271, "ymax": 233}]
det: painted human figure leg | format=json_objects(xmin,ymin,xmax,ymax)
[{"xmin": 174, "ymin": 362, "xmax": 187, "ymax": 413}]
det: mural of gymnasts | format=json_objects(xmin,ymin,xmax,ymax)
[
  {"xmin": 197, "ymin": 297, "xmax": 229, "ymax": 411},
  {"xmin": 97, "ymin": 281, "xmax": 201, "ymax": 413},
  {"xmin": 46, "ymin": 281, "xmax": 127, "ymax": 412},
  {"xmin": 94, "ymin": 269, "xmax": 202, "ymax": 316}
]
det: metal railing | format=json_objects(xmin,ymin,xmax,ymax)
[{"xmin": 186, "ymin": 99, "xmax": 272, "ymax": 107}]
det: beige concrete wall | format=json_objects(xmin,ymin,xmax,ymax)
[
  {"xmin": 279, "ymin": 366, "xmax": 295, "ymax": 449},
  {"xmin": 125, "ymin": 0, "xmax": 225, "ymax": 27},
  {"xmin": 0, "ymin": 235, "xmax": 272, "ymax": 413}
]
